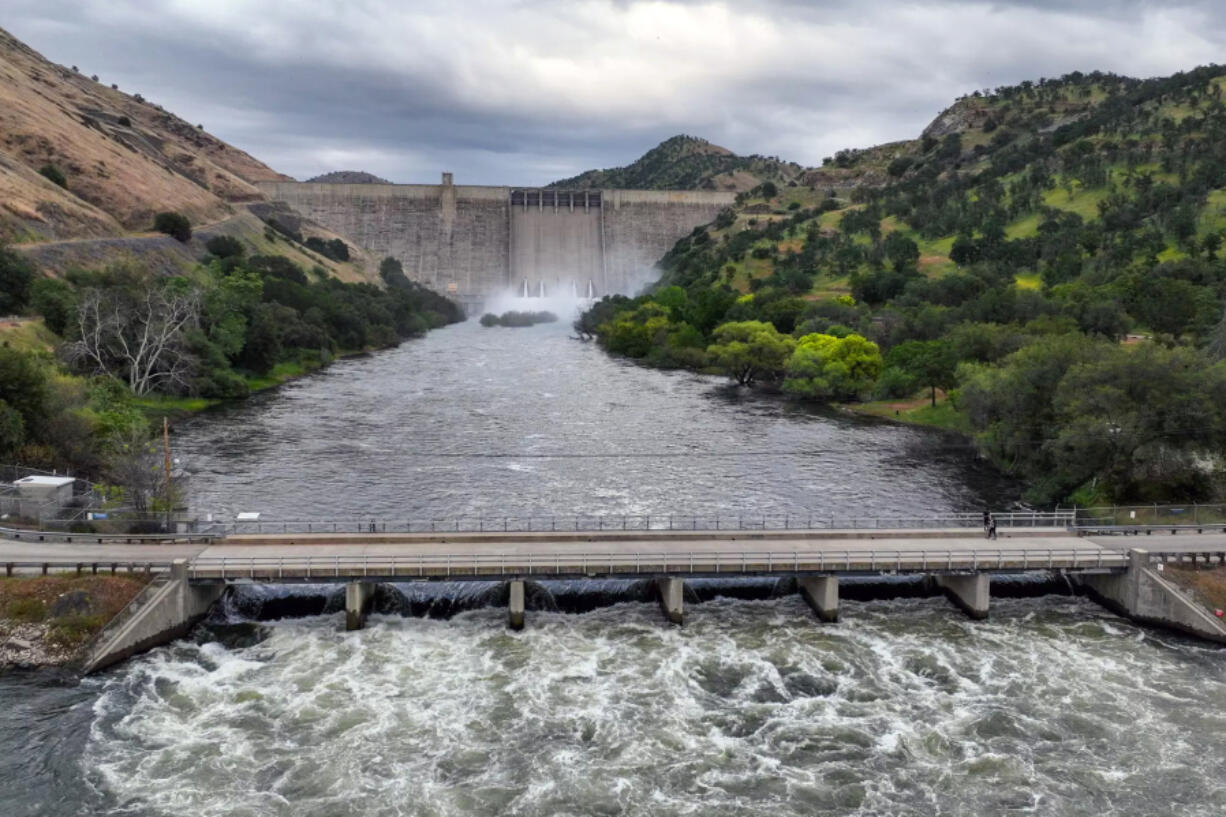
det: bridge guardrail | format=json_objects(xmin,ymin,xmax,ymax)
[
  {"xmin": 213, "ymin": 510, "xmax": 1077, "ymax": 536},
  {"xmin": 0, "ymin": 523, "xmax": 217, "ymax": 545},
  {"xmin": 187, "ymin": 546, "xmax": 1128, "ymax": 580}
]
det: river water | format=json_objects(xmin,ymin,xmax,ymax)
[
  {"xmin": 172, "ymin": 313, "xmax": 1017, "ymax": 522},
  {"xmin": 4, "ymin": 313, "xmax": 1226, "ymax": 815}
]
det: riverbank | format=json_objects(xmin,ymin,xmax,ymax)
[{"xmin": 0, "ymin": 575, "xmax": 149, "ymax": 669}]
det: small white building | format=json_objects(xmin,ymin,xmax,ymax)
[{"xmin": 13, "ymin": 475, "xmax": 75, "ymax": 511}]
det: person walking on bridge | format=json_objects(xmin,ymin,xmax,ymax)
[
  {"xmin": 987, "ymin": 513, "xmax": 998, "ymax": 540},
  {"xmin": 983, "ymin": 509, "xmax": 990, "ymax": 538}
]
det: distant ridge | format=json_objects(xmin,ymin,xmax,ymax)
[
  {"xmin": 548, "ymin": 135, "xmax": 805, "ymax": 192},
  {"xmin": 305, "ymin": 170, "xmax": 392, "ymax": 184}
]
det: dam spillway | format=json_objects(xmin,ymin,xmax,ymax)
[{"xmin": 255, "ymin": 177, "xmax": 735, "ymax": 311}]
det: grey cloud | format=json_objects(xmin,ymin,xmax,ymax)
[{"xmin": 4, "ymin": 0, "xmax": 1224, "ymax": 185}]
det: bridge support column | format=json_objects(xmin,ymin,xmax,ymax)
[
  {"xmin": 936, "ymin": 573, "xmax": 990, "ymax": 620},
  {"xmin": 656, "ymin": 578, "xmax": 684, "ymax": 626},
  {"xmin": 799, "ymin": 576, "xmax": 839, "ymax": 622},
  {"xmin": 345, "ymin": 581, "xmax": 375, "ymax": 631},
  {"xmin": 508, "ymin": 580, "xmax": 525, "ymax": 631}
]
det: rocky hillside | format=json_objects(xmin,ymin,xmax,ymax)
[
  {"xmin": 0, "ymin": 26, "xmax": 290, "ymax": 244},
  {"xmin": 305, "ymin": 170, "xmax": 392, "ymax": 184},
  {"xmin": 549, "ymin": 135, "xmax": 807, "ymax": 192}
]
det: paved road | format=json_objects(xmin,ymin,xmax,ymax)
[{"xmin": 1, "ymin": 530, "xmax": 1221, "ymax": 577}]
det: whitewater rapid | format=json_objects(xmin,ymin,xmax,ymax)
[{"xmin": 76, "ymin": 596, "xmax": 1226, "ymax": 817}]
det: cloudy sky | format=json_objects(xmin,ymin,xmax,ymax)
[{"xmin": 5, "ymin": 1, "xmax": 1224, "ymax": 185}]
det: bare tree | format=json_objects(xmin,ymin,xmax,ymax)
[{"xmin": 66, "ymin": 283, "xmax": 201, "ymax": 395}]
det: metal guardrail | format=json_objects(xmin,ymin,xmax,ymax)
[
  {"xmin": 3, "ymin": 560, "xmax": 175, "ymax": 577},
  {"xmin": 211, "ymin": 511, "xmax": 1077, "ymax": 535},
  {"xmin": 0, "ymin": 524, "xmax": 216, "ymax": 545},
  {"xmin": 186, "ymin": 546, "xmax": 1128, "ymax": 581}
]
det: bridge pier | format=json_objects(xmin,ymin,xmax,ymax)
[
  {"xmin": 936, "ymin": 573, "xmax": 990, "ymax": 619},
  {"xmin": 799, "ymin": 576, "xmax": 839, "ymax": 622},
  {"xmin": 508, "ymin": 580, "xmax": 525, "ymax": 631},
  {"xmin": 656, "ymin": 577, "xmax": 684, "ymax": 626},
  {"xmin": 345, "ymin": 581, "xmax": 376, "ymax": 631}
]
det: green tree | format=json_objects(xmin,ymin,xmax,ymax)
[
  {"xmin": 706, "ymin": 321, "xmax": 796, "ymax": 386},
  {"xmin": 0, "ymin": 244, "xmax": 35, "ymax": 314},
  {"xmin": 883, "ymin": 231, "xmax": 920, "ymax": 272},
  {"xmin": 783, "ymin": 333, "xmax": 882, "ymax": 401},
  {"xmin": 886, "ymin": 340, "xmax": 959, "ymax": 407},
  {"xmin": 29, "ymin": 277, "xmax": 76, "ymax": 336}
]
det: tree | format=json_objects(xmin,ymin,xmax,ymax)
[
  {"xmin": 65, "ymin": 274, "xmax": 201, "ymax": 395},
  {"xmin": 706, "ymin": 321, "xmax": 796, "ymax": 386},
  {"xmin": 884, "ymin": 231, "xmax": 920, "ymax": 272},
  {"xmin": 783, "ymin": 333, "xmax": 883, "ymax": 401},
  {"xmin": 153, "ymin": 212, "xmax": 192, "ymax": 243},
  {"xmin": 30, "ymin": 277, "xmax": 77, "ymax": 336},
  {"xmin": 0, "ymin": 244, "xmax": 35, "ymax": 314},
  {"xmin": 886, "ymin": 339, "xmax": 959, "ymax": 407}
]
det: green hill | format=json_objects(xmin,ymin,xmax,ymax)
[
  {"xmin": 582, "ymin": 65, "xmax": 1226, "ymax": 505},
  {"xmin": 548, "ymin": 135, "xmax": 806, "ymax": 192}
]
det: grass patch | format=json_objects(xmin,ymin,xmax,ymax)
[
  {"xmin": 1015, "ymin": 273, "xmax": 1041, "ymax": 291},
  {"xmin": 844, "ymin": 391, "xmax": 969, "ymax": 432},
  {"xmin": 1163, "ymin": 566, "xmax": 1226, "ymax": 613},
  {"xmin": 0, "ymin": 318, "xmax": 57, "ymax": 355}
]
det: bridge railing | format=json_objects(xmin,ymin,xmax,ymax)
[
  {"xmin": 186, "ymin": 545, "xmax": 1126, "ymax": 581},
  {"xmin": 1072, "ymin": 504, "xmax": 1226, "ymax": 528},
  {"xmin": 216, "ymin": 510, "xmax": 1076, "ymax": 535}
]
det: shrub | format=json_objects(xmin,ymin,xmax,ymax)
[
  {"xmin": 304, "ymin": 237, "xmax": 350, "ymax": 262},
  {"xmin": 479, "ymin": 313, "xmax": 499, "ymax": 327},
  {"xmin": 38, "ymin": 164, "xmax": 67, "ymax": 189},
  {"xmin": 47, "ymin": 614, "xmax": 104, "ymax": 648},
  {"xmin": 6, "ymin": 598, "xmax": 47, "ymax": 622},
  {"xmin": 117, "ymin": 114, "xmax": 130, "ymax": 126},
  {"xmin": 153, "ymin": 211, "xmax": 192, "ymax": 243},
  {"xmin": 204, "ymin": 235, "xmax": 244, "ymax": 259}
]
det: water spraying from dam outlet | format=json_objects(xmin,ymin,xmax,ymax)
[{"xmin": 483, "ymin": 285, "xmax": 595, "ymax": 322}]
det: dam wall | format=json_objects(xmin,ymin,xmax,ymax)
[{"xmin": 255, "ymin": 178, "xmax": 733, "ymax": 309}]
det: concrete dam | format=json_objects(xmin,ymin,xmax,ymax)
[{"xmin": 255, "ymin": 176, "xmax": 736, "ymax": 311}]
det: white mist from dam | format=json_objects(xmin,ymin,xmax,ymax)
[{"xmin": 4, "ymin": 314, "xmax": 1226, "ymax": 816}]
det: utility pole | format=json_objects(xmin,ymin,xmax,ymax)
[{"xmin": 163, "ymin": 417, "xmax": 173, "ymax": 532}]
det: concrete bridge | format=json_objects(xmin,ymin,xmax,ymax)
[
  {"xmin": 3, "ymin": 523, "xmax": 1225, "ymax": 672},
  {"xmin": 256, "ymin": 175, "xmax": 735, "ymax": 311}
]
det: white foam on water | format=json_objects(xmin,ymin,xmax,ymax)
[{"xmin": 81, "ymin": 596, "xmax": 1226, "ymax": 816}]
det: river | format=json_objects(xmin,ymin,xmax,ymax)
[
  {"xmin": 4, "ymin": 313, "xmax": 1226, "ymax": 816},
  {"xmin": 173, "ymin": 314, "xmax": 1016, "ymax": 522}
]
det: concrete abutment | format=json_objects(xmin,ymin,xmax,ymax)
[
  {"xmin": 82, "ymin": 560, "xmax": 223, "ymax": 674},
  {"xmin": 1078, "ymin": 549, "xmax": 1226, "ymax": 643}
]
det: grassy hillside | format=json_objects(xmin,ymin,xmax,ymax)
[
  {"xmin": 581, "ymin": 65, "xmax": 1226, "ymax": 505},
  {"xmin": 0, "ymin": 25, "xmax": 289, "ymax": 244},
  {"xmin": 549, "ymin": 135, "xmax": 807, "ymax": 192}
]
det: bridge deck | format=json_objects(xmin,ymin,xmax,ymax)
[
  {"xmin": 189, "ymin": 531, "xmax": 1122, "ymax": 581},
  {"xmin": 5, "ymin": 529, "xmax": 1225, "ymax": 581}
]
